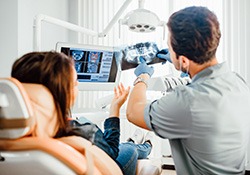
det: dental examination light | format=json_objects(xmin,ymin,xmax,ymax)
[
  {"xmin": 119, "ymin": 0, "xmax": 166, "ymax": 36},
  {"xmin": 33, "ymin": 0, "xmax": 165, "ymax": 51}
]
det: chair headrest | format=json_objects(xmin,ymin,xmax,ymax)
[
  {"xmin": 22, "ymin": 83, "xmax": 59, "ymax": 138},
  {"xmin": 0, "ymin": 78, "xmax": 34, "ymax": 139},
  {"xmin": 0, "ymin": 78, "xmax": 59, "ymax": 139}
]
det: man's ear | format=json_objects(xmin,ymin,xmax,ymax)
[{"xmin": 179, "ymin": 55, "xmax": 190, "ymax": 69}]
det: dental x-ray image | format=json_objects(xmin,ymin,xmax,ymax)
[
  {"xmin": 72, "ymin": 50, "xmax": 85, "ymax": 73},
  {"xmin": 116, "ymin": 42, "xmax": 165, "ymax": 70},
  {"xmin": 87, "ymin": 52, "xmax": 101, "ymax": 73}
]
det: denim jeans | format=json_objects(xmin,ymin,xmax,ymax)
[
  {"xmin": 116, "ymin": 141, "xmax": 152, "ymax": 175},
  {"xmin": 60, "ymin": 117, "xmax": 152, "ymax": 175}
]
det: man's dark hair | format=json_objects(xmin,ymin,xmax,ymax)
[{"xmin": 167, "ymin": 6, "xmax": 221, "ymax": 64}]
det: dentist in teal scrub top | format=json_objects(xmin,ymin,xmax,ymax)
[{"xmin": 126, "ymin": 6, "xmax": 250, "ymax": 175}]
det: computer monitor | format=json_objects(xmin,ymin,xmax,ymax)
[{"xmin": 56, "ymin": 42, "xmax": 121, "ymax": 91}]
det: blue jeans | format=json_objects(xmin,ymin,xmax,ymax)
[
  {"xmin": 64, "ymin": 117, "xmax": 152, "ymax": 175},
  {"xmin": 116, "ymin": 141, "xmax": 152, "ymax": 175}
]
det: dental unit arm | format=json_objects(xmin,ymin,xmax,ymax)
[
  {"xmin": 33, "ymin": 0, "xmax": 166, "ymax": 51},
  {"xmin": 33, "ymin": 0, "xmax": 132, "ymax": 51}
]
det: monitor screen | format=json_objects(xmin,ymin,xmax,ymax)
[{"xmin": 56, "ymin": 42, "xmax": 121, "ymax": 91}]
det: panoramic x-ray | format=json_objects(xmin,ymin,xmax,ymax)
[{"xmin": 116, "ymin": 42, "xmax": 165, "ymax": 70}]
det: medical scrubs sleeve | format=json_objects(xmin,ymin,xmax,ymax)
[{"xmin": 144, "ymin": 87, "xmax": 192, "ymax": 139}]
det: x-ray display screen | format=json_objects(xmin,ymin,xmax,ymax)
[{"xmin": 57, "ymin": 43, "xmax": 118, "ymax": 83}]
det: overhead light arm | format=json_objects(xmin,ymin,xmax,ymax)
[
  {"xmin": 138, "ymin": 0, "xmax": 145, "ymax": 9},
  {"xmin": 33, "ymin": 0, "xmax": 165, "ymax": 51},
  {"xmin": 33, "ymin": 14, "xmax": 99, "ymax": 51},
  {"xmin": 33, "ymin": 0, "xmax": 134, "ymax": 51},
  {"xmin": 99, "ymin": 0, "xmax": 133, "ymax": 37}
]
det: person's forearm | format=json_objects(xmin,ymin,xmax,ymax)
[
  {"xmin": 109, "ymin": 104, "xmax": 120, "ymax": 118},
  {"xmin": 126, "ymin": 74, "xmax": 150, "ymax": 130}
]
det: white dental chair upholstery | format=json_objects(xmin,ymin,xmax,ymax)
[
  {"xmin": 0, "ymin": 78, "xmax": 160, "ymax": 175},
  {"xmin": 0, "ymin": 78, "xmax": 101, "ymax": 175}
]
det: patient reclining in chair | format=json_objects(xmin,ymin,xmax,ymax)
[{"xmin": 10, "ymin": 51, "xmax": 154, "ymax": 175}]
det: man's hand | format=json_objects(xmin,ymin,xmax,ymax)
[
  {"xmin": 156, "ymin": 48, "xmax": 172, "ymax": 63},
  {"xmin": 134, "ymin": 57, "xmax": 154, "ymax": 77},
  {"xmin": 157, "ymin": 49, "xmax": 189, "ymax": 78}
]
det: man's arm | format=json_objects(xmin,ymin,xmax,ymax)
[
  {"xmin": 126, "ymin": 74, "xmax": 150, "ymax": 130},
  {"xmin": 126, "ymin": 55, "xmax": 155, "ymax": 130}
]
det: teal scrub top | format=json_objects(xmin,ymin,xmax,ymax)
[{"xmin": 144, "ymin": 62, "xmax": 250, "ymax": 175}]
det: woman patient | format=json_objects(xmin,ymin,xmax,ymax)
[{"xmin": 11, "ymin": 51, "xmax": 153, "ymax": 175}]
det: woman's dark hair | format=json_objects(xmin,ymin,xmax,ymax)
[
  {"xmin": 11, "ymin": 51, "xmax": 74, "ymax": 133},
  {"xmin": 167, "ymin": 6, "xmax": 221, "ymax": 64}
]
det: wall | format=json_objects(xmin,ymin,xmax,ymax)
[
  {"xmin": 0, "ymin": 0, "xmax": 69, "ymax": 77},
  {"xmin": 0, "ymin": 0, "xmax": 18, "ymax": 77},
  {"xmin": 222, "ymin": 0, "xmax": 250, "ymax": 87}
]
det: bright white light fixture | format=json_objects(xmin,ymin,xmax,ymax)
[
  {"xmin": 122, "ymin": 9, "xmax": 160, "ymax": 32},
  {"xmin": 119, "ymin": 0, "xmax": 166, "ymax": 34}
]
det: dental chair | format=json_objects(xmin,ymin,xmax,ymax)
[{"xmin": 0, "ymin": 78, "xmax": 160, "ymax": 175}]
